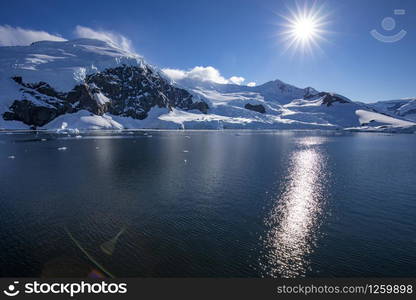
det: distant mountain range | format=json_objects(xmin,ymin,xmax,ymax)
[{"xmin": 1, "ymin": 38, "xmax": 415, "ymax": 133}]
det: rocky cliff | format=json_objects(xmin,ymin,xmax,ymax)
[{"xmin": 3, "ymin": 65, "xmax": 209, "ymax": 128}]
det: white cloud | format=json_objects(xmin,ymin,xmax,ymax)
[
  {"xmin": 0, "ymin": 25, "xmax": 136, "ymax": 53},
  {"xmin": 229, "ymin": 76, "xmax": 245, "ymax": 85},
  {"xmin": 74, "ymin": 25, "xmax": 135, "ymax": 53},
  {"xmin": 247, "ymin": 82, "xmax": 257, "ymax": 87},
  {"xmin": 0, "ymin": 25, "xmax": 67, "ymax": 46},
  {"xmin": 162, "ymin": 68, "xmax": 187, "ymax": 81},
  {"xmin": 162, "ymin": 66, "xmax": 250, "ymax": 85}
]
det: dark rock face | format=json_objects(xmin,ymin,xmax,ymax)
[
  {"xmin": 307, "ymin": 92, "xmax": 350, "ymax": 107},
  {"xmin": 244, "ymin": 103, "xmax": 266, "ymax": 114},
  {"xmin": 86, "ymin": 65, "xmax": 208, "ymax": 119},
  {"xmin": 66, "ymin": 84, "xmax": 109, "ymax": 115},
  {"xmin": 3, "ymin": 65, "xmax": 209, "ymax": 127},
  {"xmin": 4, "ymin": 78, "xmax": 74, "ymax": 126},
  {"xmin": 3, "ymin": 100, "xmax": 61, "ymax": 127},
  {"xmin": 304, "ymin": 92, "xmax": 351, "ymax": 106},
  {"xmin": 189, "ymin": 101, "xmax": 209, "ymax": 114},
  {"xmin": 12, "ymin": 77, "xmax": 66, "ymax": 99}
]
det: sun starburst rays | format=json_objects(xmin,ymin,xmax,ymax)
[{"xmin": 280, "ymin": 3, "xmax": 329, "ymax": 55}]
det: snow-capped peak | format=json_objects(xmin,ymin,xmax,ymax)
[
  {"xmin": 250, "ymin": 79, "xmax": 319, "ymax": 104},
  {"xmin": 0, "ymin": 38, "xmax": 143, "ymax": 92}
]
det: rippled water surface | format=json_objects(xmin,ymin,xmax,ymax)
[{"xmin": 0, "ymin": 131, "xmax": 415, "ymax": 277}]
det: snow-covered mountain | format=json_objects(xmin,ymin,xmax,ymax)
[
  {"xmin": 0, "ymin": 39, "xmax": 208, "ymax": 130},
  {"xmin": 0, "ymin": 38, "xmax": 415, "ymax": 132},
  {"xmin": 166, "ymin": 76, "xmax": 415, "ymax": 131}
]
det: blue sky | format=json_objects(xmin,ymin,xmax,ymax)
[{"xmin": 0, "ymin": 0, "xmax": 415, "ymax": 102}]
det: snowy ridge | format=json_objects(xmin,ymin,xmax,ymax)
[
  {"xmin": 0, "ymin": 38, "xmax": 415, "ymax": 132},
  {"xmin": 368, "ymin": 98, "xmax": 416, "ymax": 122},
  {"xmin": 0, "ymin": 38, "xmax": 143, "ymax": 92}
]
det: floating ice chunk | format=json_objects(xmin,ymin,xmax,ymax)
[
  {"xmin": 185, "ymin": 136, "xmax": 191, "ymax": 139},
  {"xmin": 75, "ymin": 135, "xmax": 82, "ymax": 139},
  {"xmin": 95, "ymin": 146, "xmax": 100, "ymax": 150},
  {"xmin": 183, "ymin": 150, "xmax": 189, "ymax": 153},
  {"xmin": 41, "ymin": 138, "xmax": 47, "ymax": 142},
  {"xmin": 57, "ymin": 147, "xmax": 67, "ymax": 151},
  {"xmin": 8, "ymin": 155, "xmax": 15, "ymax": 159},
  {"xmin": 56, "ymin": 122, "xmax": 80, "ymax": 135}
]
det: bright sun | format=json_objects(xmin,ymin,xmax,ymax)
[
  {"xmin": 281, "ymin": 4, "xmax": 328, "ymax": 54},
  {"xmin": 293, "ymin": 17, "xmax": 318, "ymax": 41}
]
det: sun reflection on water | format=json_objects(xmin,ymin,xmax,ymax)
[{"xmin": 262, "ymin": 136, "xmax": 329, "ymax": 278}]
